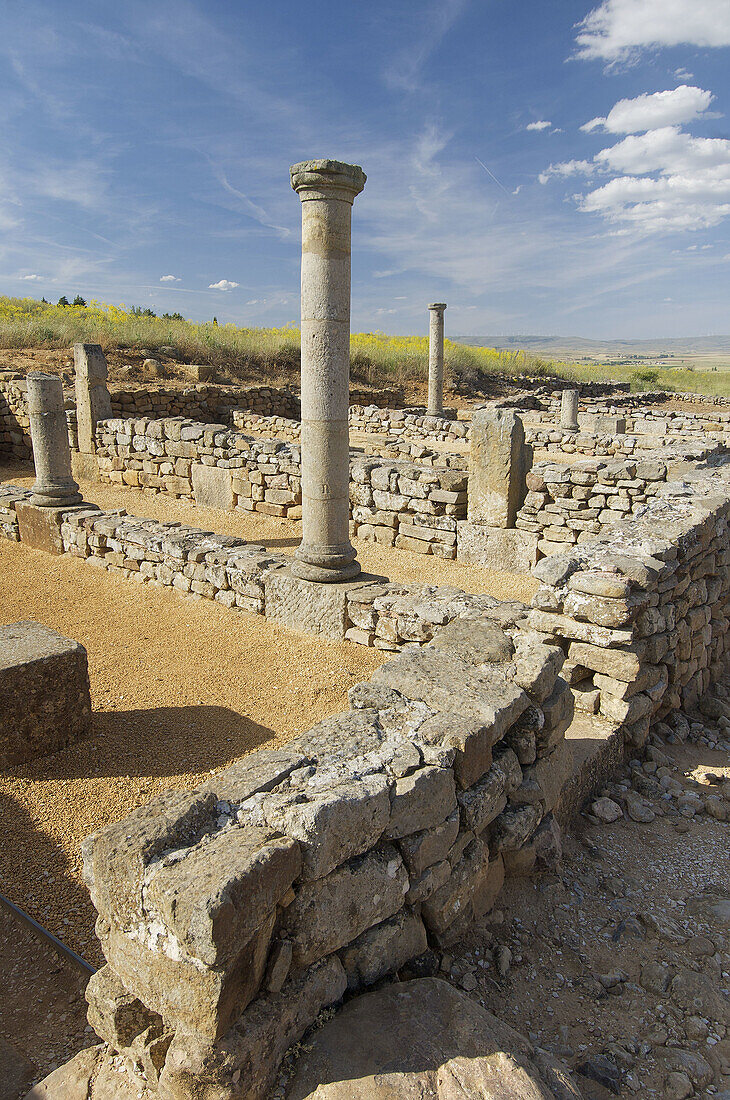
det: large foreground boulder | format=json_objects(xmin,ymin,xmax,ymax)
[
  {"xmin": 286, "ymin": 978, "xmax": 583, "ymax": 1100},
  {"xmin": 24, "ymin": 1044, "xmax": 154, "ymax": 1099}
]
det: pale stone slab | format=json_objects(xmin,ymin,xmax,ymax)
[
  {"xmin": 265, "ymin": 568, "xmax": 378, "ymax": 640},
  {"xmin": 468, "ymin": 409, "xmax": 527, "ymax": 529},
  {"xmin": 191, "ymin": 463, "xmax": 234, "ymax": 511},
  {"xmin": 457, "ymin": 521, "xmax": 539, "ymax": 570}
]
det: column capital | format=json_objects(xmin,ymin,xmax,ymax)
[
  {"xmin": 290, "ymin": 159, "xmax": 366, "ymax": 203},
  {"xmin": 428, "ymin": 302, "xmax": 447, "ymax": 312}
]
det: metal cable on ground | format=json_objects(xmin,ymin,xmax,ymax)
[{"xmin": 0, "ymin": 890, "xmax": 96, "ymax": 976}]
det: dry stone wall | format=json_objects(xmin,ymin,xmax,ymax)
[
  {"xmin": 528, "ymin": 461, "xmax": 730, "ymax": 747},
  {"xmin": 79, "ymin": 613, "xmax": 571, "ymax": 1100},
  {"xmin": 93, "ymin": 419, "xmax": 468, "ymax": 559},
  {"xmin": 515, "ymin": 457, "xmax": 670, "ymax": 554}
]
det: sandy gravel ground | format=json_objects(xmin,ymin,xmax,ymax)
[
  {"xmin": 0, "ymin": 462, "xmax": 539, "ymax": 604},
  {"xmin": 0, "ymin": 535, "xmax": 385, "ymax": 964}
]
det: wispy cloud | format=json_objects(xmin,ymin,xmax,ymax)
[
  {"xmin": 160, "ymin": 274, "xmax": 180, "ymax": 282},
  {"xmin": 383, "ymin": 0, "xmax": 470, "ymax": 93},
  {"xmin": 526, "ymin": 120, "xmax": 552, "ymax": 131}
]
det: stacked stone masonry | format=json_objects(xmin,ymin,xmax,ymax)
[
  {"xmin": 516, "ymin": 456, "xmax": 671, "ymax": 555},
  {"xmin": 528, "ymin": 458, "xmax": 730, "ymax": 747},
  {"xmin": 93, "ymin": 418, "xmax": 468, "ymax": 559},
  {"xmin": 79, "ymin": 613, "xmax": 572, "ymax": 1100}
]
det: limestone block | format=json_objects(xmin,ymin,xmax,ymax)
[
  {"xmin": 284, "ymin": 845, "xmax": 409, "ymax": 969},
  {"xmin": 431, "ymin": 616, "xmax": 514, "ymax": 665},
  {"xmin": 421, "ymin": 835, "xmax": 491, "ymax": 934},
  {"xmin": 191, "ymin": 463, "xmax": 234, "ymax": 511},
  {"xmin": 512, "ymin": 739, "xmax": 574, "ymax": 813},
  {"xmin": 387, "ymin": 765, "xmax": 457, "ymax": 838},
  {"xmin": 457, "ymin": 522, "xmax": 539, "ymax": 570},
  {"xmin": 397, "ymin": 807, "xmax": 460, "ymax": 877},
  {"xmin": 373, "ymin": 647, "xmax": 529, "ymax": 740},
  {"xmin": 457, "ymin": 749, "xmax": 522, "ymax": 834},
  {"xmin": 415, "ymin": 711, "xmax": 494, "ymax": 789},
  {"xmin": 567, "ymin": 639, "xmax": 641, "ymax": 682},
  {"xmin": 158, "ymin": 956, "xmax": 347, "ymax": 1100},
  {"xmin": 265, "ymin": 773, "xmax": 391, "ymax": 880},
  {"xmin": 339, "ymin": 909, "xmax": 428, "ymax": 989},
  {"xmin": 265, "ymin": 568, "xmax": 379, "ymax": 640},
  {"xmin": 16, "ymin": 500, "xmax": 69, "ymax": 553},
  {"xmin": 491, "ymin": 804, "xmax": 542, "ymax": 853},
  {"xmin": 85, "ymin": 965, "xmax": 164, "ymax": 1051},
  {"xmin": 0, "ymin": 620, "xmax": 91, "ymax": 766},
  {"xmin": 468, "ymin": 409, "xmax": 527, "ymax": 528}
]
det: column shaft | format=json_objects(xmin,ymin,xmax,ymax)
[
  {"xmin": 27, "ymin": 372, "xmax": 82, "ymax": 507},
  {"xmin": 427, "ymin": 304, "xmax": 447, "ymax": 416},
  {"xmin": 290, "ymin": 159, "xmax": 366, "ymax": 582},
  {"xmin": 74, "ymin": 343, "xmax": 112, "ymax": 453},
  {"xmin": 560, "ymin": 389, "xmax": 579, "ymax": 431}
]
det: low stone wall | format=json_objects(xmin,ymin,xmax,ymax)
[
  {"xmin": 348, "ymin": 405, "xmax": 468, "ymax": 442},
  {"xmin": 109, "ymin": 383, "xmax": 301, "ymax": 424},
  {"xmin": 93, "ymin": 419, "xmax": 468, "ymax": 559},
  {"xmin": 79, "ymin": 611, "xmax": 571, "ymax": 1099},
  {"xmin": 0, "ymin": 376, "xmax": 32, "ymax": 459},
  {"xmin": 528, "ymin": 460, "xmax": 730, "ymax": 746},
  {"xmin": 515, "ymin": 457, "xmax": 669, "ymax": 555},
  {"xmin": 524, "ymin": 423, "xmax": 728, "ymax": 458}
]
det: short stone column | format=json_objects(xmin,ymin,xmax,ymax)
[
  {"xmin": 74, "ymin": 343, "xmax": 112, "ymax": 453},
  {"xmin": 468, "ymin": 408, "xmax": 526, "ymax": 528},
  {"xmin": 560, "ymin": 389, "xmax": 579, "ymax": 431},
  {"xmin": 27, "ymin": 372, "xmax": 82, "ymax": 507},
  {"xmin": 290, "ymin": 158, "xmax": 366, "ymax": 582},
  {"xmin": 427, "ymin": 303, "xmax": 447, "ymax": 416}
]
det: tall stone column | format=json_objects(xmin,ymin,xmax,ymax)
[
  {"xmin": 427, "ymin": 303, "xmax": 447, "ymax": 416},
  {"xmin": 27, "ymin": 372, "xmax": 82, "ymax": 507},
  {"xmin": 560, "ymin": 389, "xmax": 579, "ymax": 431},
  {"xmin": 290, "ymin": 158, "xmax": 366, "ymax": 582},
  {"xmin": 74, "ymin": 343, "xmax": 112, "ymax": 453}
]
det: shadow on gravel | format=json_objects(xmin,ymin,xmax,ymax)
[{"xmin": 15, "ymin": 704, "xmax": 278, "ymax": 780}]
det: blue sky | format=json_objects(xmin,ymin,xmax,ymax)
[{"xmin": 1, "ymin": 0, "xmax": 730, "ymax": 339}]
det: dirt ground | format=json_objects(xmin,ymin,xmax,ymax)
[
  {"xmin": 0, "ymin": 461, "xmax": 540, "ymax": 605},
  {"xmin": 0, "ymin": 533, "xmax": 387, "ymax": 965},
  {"xmin": 0, "ymin": 905, "xmax": 94, "ymax": 1098},
  {"xmin": 443, "ymin": 738, "xmax": 730, "ymax": 1099}
]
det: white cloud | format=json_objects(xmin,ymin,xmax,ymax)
[
  {"xmin": 19, "ymin": 273, "xmax": 42, "ymax": 281},
  {"xmin": 539, "ymin": 159, "xmax": 596, "ymax": 184},
  {"xmin": 526, "ymin": 120, "xmax": 552, "ymax": 131},
  {"xmin": 542, "ymin": 77, "xmax": 730, "ymax": 234},
  {"xmin": 674, "ymin": 68, "xmax": 694, "ymax": 81},
  {"xmin": 160, "ymin": 274, "xmax": 180, "ymax": 282},
  {"xmin": 581, "ymin": 86, "xmax": 715, "ymax": 134},
  {"xmin": 575, "ymin": 0, "xmax": 730, "ymax": 63},
  {"xmin": 208, "ymin": 279, "xmax": 239, "ymax": 291}
]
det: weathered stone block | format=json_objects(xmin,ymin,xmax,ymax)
[
  {"xmin": 421, "ymin": 835, "xmax": 491, "ymax": 935},
  {"xmin": 284, "ymin": 845, "xmax": 409, "ymax": 969},
  {"xmin": 0, "ymin": 620, "xmax": 91, "ymax": 766},
  {"xmin": 457, "ymin": 522, "xmax": 538, "ymax": 569},
  {"xmin": 192, "ymin": 463, "xmax": 234, "ymax": 511},
  {"xmin": 468, "ymin": 410, "xmax": 527, "ymax": 528},
  {"xmin": 397, "ymin": 807, "xmax": 460, "ymax": 877},
  {"xmin": 387, "ymin": 765, "xmax": 457, "ymax": 839},
  {"xmin": 373, "ymin": 647, "xmax": 529, "ymax": 740},
  {"xmin": 265, "ymin": 568, "xmax": 380, "ymax": 640},
  {"xmin": 265, "ymin": 773, "xmax": 391, "ymax": 880},
  {"xmin": 339, "ymin": 909, "xmax": 428, "ymax": 989}
]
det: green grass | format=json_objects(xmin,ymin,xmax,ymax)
[{"xmin": 2, "ymin": 294, "xmax": 729, "ymax": 398}]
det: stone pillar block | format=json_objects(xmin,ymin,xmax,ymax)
[
  {"xmin": 560, "ymin": 389, "xmax": 579, "ymax": 431},
  {"xmin": 290, "ymin": 159, "xmax": 365, "ymax": 583},
  {"xmin": 467, "ymin": 409, "xmax": 526, "ymax": 529},
  {"xmin": 27, "ymin": 372, "xmax": 82, "ymax": 507},
  {"xmin": 0, "ymin": 620, "xmax": 92, "ymax": 765},
  {"xmin": 427, "ymin": 303, "xmax": 447, "ymax": 416},
  {"xmin": 74, "ymin": 343, "xmax": 112, "ymax": 454}
]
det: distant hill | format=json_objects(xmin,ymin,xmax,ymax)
[{"xmin": 459, "ymin": 334, "xmax": 730, "ymax": 360}]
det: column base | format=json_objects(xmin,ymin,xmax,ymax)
[
  {"xmin": 290, "ymin": 558, "xmax": 362, "ymax": 584},
  {"xmin": 29, "ymin": 490, "xmax": 84, "ymax": 508}
]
